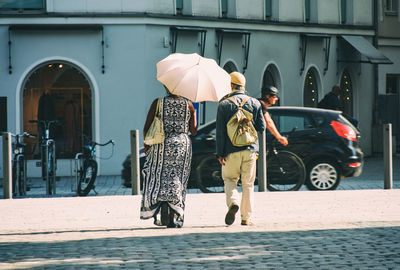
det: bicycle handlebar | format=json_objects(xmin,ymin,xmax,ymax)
[
  {"xmin": 11, "ymin": 132, "xmax": 37, "ymax": 139},
  {"xmin": 95, "ymin": 139, "xmax": 115, "ymax": 147},
  {"xmin": 29, "ymin": 119, "xmax": 63, "ymax": 129}
]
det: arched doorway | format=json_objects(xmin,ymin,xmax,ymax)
[
  {"xmin": 303, "ymin": 67, "xmax": 319, "ymax": 107},
  {"xmin": 340, "ymin": 69, "xmax": 353, "ymax": 116},
  {"xmin": 23, "ymin": 61, "xmax": 93, "ymax": 159},
  {"xmin": 223, "ymin": 61, "xmax": 238, "ymax": 74},
  {"xmin": 262, "ymin": 64, "xmax": 281, "ymax": 104}
]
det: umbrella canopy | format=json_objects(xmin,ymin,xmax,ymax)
[{"xmin": 156, "ymin": 53, "xmax": 231, "ymax": 102}]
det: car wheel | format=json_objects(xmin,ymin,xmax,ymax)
[
  {"xmin": 195, "ymin": 155, "xmax": 224, "ymax": 193},
  {"xmin": 305, "ymin": 160, "xmax": 341, "ymax": 190}
]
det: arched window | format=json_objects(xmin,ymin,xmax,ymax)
[
  {"xmin": 340, "ymin": 69, "xmax": 353, "ymax": 116},
  {"xmin": 303, "ymin": 68, "xmax": 319, "ymax": 107},
  {"xmin": 23, "ymin": 61, "xmax": 92, "ymax": 159}
]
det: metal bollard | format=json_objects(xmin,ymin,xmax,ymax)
[
  {"xmin": 257, "ymin": 130, "xmax": 267, "ymax": 192},
  {"xmin": 383, "ymin": 123, "xmax": 393, "ymax": 189},
  {"xmin": 2, "ymin": 132, "xmax": 12, "ymax": 199},
  {"xmin": 130, "ymin": 130, "xmax": 141, "ymax": 195}
]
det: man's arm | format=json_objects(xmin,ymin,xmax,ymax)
[
  {"xmin": 264, "ymin": 111, "xmax": 288, "ymax": 146},
  {"xmin": 216, "ymin": 103, "xmax": 226, "ymax": 159}
]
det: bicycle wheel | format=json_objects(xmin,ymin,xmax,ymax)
[
  {"xmin": 195, "ymin": 155, "xmax": 224, "ymax": 193},
  {"xmin": 47, "ymin": 143, "xmax": 56, "ymax": 195},
  {"xmin": 267, "ymin": 150, "xmax": 305, "ymax": 191},
  {"xmin": 41, "ymin": 144, "xmax": 47, "ymax": 181},
  {"xmin": 12, "ymin": 160, "xmax": 18, "ymax": 196},
  {"xmin": 78, "ymin": 159, "xmax": 98, "ymax": 196},
  {"xmin": 17, "ymin": 156, "xmax": 27, "ymax": 196}
]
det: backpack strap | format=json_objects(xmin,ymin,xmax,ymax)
[
  {"xmin": 156, "ymin": 98, "xmax": 162, "ymax": 117},
  {"xmin": 227, "ymin": 96, "xmax": 250, "ymax": 108}
]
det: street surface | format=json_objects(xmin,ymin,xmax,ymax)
[{"xmin": 0, "ymin": 156, "xmax": 399, "ymax": 269}]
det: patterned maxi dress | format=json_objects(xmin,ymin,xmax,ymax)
[{"xmin": 140, "ymin": 96, "xmax": 192, "ymax": 223}]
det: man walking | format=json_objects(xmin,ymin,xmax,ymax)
[{"xmin": 216, "ymin": 72, "xmax": 266, "ymax": 226}]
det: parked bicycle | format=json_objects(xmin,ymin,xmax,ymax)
[
  {"xmin": 11, "ymin": 132, "xmax": 36, "ymax": 196},
  {"xmin": 75, "ymin": 135, "xmax": 115, "ymax": 196},
  {"xmin": 266, "ymin": 137, "xmax": 305, "ymax": 191},
  {"xmin": 29, "ymin": 119, "xmax": 62, "ymax": 195},
  {"xmin": 195, "ymin": 134, "xmax": 305, "ymax": 193}
]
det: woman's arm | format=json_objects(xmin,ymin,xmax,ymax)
[
  {"xmin": 188, "ymin": 101, "xmax": 197, "ymax": 136},
  {"xmin": 143, "ymin": 99, "xmax": 158, "ymax": 139}
]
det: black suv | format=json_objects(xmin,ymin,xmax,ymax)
[{"xmin": 122, "ymin": 107, "xmax": 363, "ymax": 191}]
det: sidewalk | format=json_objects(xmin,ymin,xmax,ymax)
[
  {"xmin": 1, "ymin": 156, "xmax": 399, "ymax": 198},
  {"xmin": 1, "ymin": 190, "xmax": 400, "ymax": 269},
  {"xmin": 0, "ymin": 156, "xmax": 400, "ymax": 268}
]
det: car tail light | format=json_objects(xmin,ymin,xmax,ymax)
[
  {"xmin": 331, "ymin": 120, "xmax": 357, "ymax": 141},
  {"xmin": 348, "ymin": 162, "xmax": 361, "ymax": 168}
]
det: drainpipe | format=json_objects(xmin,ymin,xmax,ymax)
[
  {"xmin": 372, "ymin": 0, "xmax": 379, "ymax": 125},
  {"xmin": 371, "ymin": 0, "xmax": 380, "ymax": 154}
]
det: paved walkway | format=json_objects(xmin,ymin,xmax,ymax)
[
  {"xmin": 1, "ymin": 190, "xmax": 400, "ymax": 269},
  {"xmin": 1, "ymin": 156, "xmax": 399, "ymax": 198},
  {"xmin": 1, "ymin": 156, "xmax": 400, "ymax": 269}
]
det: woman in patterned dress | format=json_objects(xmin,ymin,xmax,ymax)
[{"xmin": 140, "ymin": 90, "xmax": 197, "ymax": 228}]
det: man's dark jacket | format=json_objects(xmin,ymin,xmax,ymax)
[{"xmin": 216, "ymin": 91, "xmax": 266, "ymax": 158}]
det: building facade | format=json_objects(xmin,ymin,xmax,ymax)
[
  {"xmin": 0, "ymin": 0, "xmax": 395, "ymax": 176},
  {"xmin": 375, "ymin": 0, "xmax": 400, "ymax": 152}
]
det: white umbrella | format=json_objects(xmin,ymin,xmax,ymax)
[{"xmin": 156, "ymin": 53, "xmax": 231, "ymax": 102}]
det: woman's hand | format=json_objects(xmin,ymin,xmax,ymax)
[{"xmin": 143, "ymin": 144, "xmax": 150, "ymax": 153}]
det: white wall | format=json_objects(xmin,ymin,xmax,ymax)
[
  {"xmin": 318, "ymin": 0, "xmax": 340, "ymax": 24},
  {"xmin": 353, "ymin": 0, "xmax": 373, "ymax": 25},
  {"xmin": 279, "ymin": 0, "xmax": 304, "ymax": 23},
  {"xmin": 183, "ymin": 0, "xmax": 220, "ymax": 17},
  {"xmin": 47, "ymin": 0, "xmax": 175, "ymax": 14},
  {"xmin": 234, "ymin": 0, "xmax": 264, "ymax": 20}
]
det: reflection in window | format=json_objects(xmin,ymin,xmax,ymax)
[
  {"xmin": 270, "ymin": 113, "xmax": 315, "ymax": 133},
  {"xmin": 340, "ymin": 70, "xmax": 353, "ymax": 116},
  {"xmin": 386, "ymin": 74, "xmax": 399, "ymax": 94},
  {"xmin": 385, "ymin": 0, "xmax": 399, "ymax": 15},
  {"xmin": 0, "ymin": 0, "xmax": 44, "ymax": 12},
  {"xmin": 23, "ymin": 62, "xmax": 92, "ymax": 159},
  {"xmin": 303, "ymin": 69, "xmax": 318, "ymax": 107}
]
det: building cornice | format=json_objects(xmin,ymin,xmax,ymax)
[{"xmin": 0, "ymin": 12, "xmax": 375, "ymax": 36}]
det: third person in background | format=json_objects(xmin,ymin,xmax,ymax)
[{"xmin": 258, "ymin": 86, "xmax": 288, "ymax": 146}]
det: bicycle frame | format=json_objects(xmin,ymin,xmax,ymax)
[
  {"xmin": 75, "ymin": 136, "xmax": 114, "ymax": 196},
  {"xmin": 11, "ymin": 132, "xmax": 35, "ymax": 197},
  {"xmin": 29, "ymin": 119, "xmax": 60, "ymax": 195}
]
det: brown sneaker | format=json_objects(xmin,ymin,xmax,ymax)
[
  {"xmin": 241, "ymin": 220, "xmax": 254, "ymax": 226},
  {"xmin": 225, "ymin": 204, "xmax": 239, "ymax": 225}
]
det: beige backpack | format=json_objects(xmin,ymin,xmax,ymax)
[{"xmin": 226, "ymin": 96, "xmax": 258, "ymax": 147}]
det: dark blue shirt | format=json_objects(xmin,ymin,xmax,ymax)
[
  {"xmin": 216, "ymin": 91, "xmax": 266, "ymax": 158},
  {"xmin": 317, "ymin": 92, "xmax": 341, "ymax": 111}
]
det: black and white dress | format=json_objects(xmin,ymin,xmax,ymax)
[{"xmin": 140, "ymin": 96, "xmax": 192, "ymax": 224}]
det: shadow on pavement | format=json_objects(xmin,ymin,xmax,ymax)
[{"xmin": 1, "ymin": 226, "xmax": 399, "ymax": 269}]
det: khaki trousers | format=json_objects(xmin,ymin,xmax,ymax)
[{"xmin": 222, "ymin": 150, "xmax": 257, "ymax": 221}]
